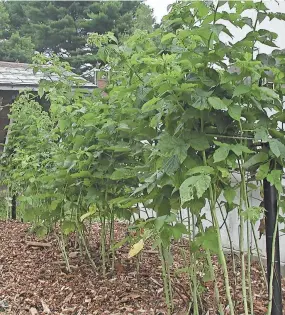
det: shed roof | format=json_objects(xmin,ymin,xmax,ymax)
[{"xmin": 0, "ymin": 61, "xmax": 96, "ymax": 91}]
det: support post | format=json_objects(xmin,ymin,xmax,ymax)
[
  {"xmin": 11, "ymin": 194, "xmax": 16, "ymax": 220},
  {"xmin": 263, "ymin": 178, "xmax": 283, "ymax": 315}
]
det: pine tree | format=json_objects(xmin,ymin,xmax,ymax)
[{"xmin": 0, "ymin": 1, "xmax": 155, "ymax": 71}]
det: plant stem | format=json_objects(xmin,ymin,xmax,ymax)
[
  {"xmin": 201, "ymin": 149, "xmax": 234, "ymax": 314},
  {"xmin": 198, "ymin": 222, "xmax": 224, "ymax": 315},
  {"xmin": 238, "ymin": 182, "xmax": 249, "ymax": 315},
  {"xmin": 218, "ymin": 201, "xmax": 237, "ymax": 307},
  {"xmin": 188, "ymin": 209, "xmax": 199, "ymax": 315},
  {"xmin": 267, "ymin": 197, "xmax": 280, "ymax": 315},
  {"xmin": 101, "ymin": 214, "xmax": 106, "ymax": 277},
  {"xmin": 57, "ymin": 230, "xmax": 71, "ymax": 273},
  {"xmin": 251, "ymin": 223, "xmax": 267, "ymax": 286},
  {"xmin": 159, "ymin": 244, "xmax": 172, "ymax": 315},
  {"xmin": 247, "ymin": 220, "xmax": 254, "ymax": 315}
]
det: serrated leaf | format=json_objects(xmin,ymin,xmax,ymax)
[
  {"xmin": 163, "ymin": 155, "xmax": 180, "ymax": 175},
  {"xmin": 180, "ymin": 175, "xmax": 211, "ymax": 205},
  {"xmin": 189, "ymin": 132, "xmax": 209, "ymax": 151},
  {"xmin": 242, "ymin": 206, "xmax": 264, "ymax": 224},
  {"xmin": 208, "ymin": 97, "xmax": 227, "ymax": 110},
  {"xmin": 199, "ymin": 227, "xmax": 219, "ymax": 253},
  {"xmin": 128, "ymin": 239, "xmax": 144, "ymax": 258},
  {"xmin": 213, "ymin": 146, "xmax": 230, "ymax": 163},
  {"xmin": 158, "ymin": 133, "xmax": 190, "ymax": 163},
  {"xmin": 233, "ymin": 84, "xmax": 251, "ymax": 97}
]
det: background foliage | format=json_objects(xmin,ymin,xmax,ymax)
[{"xmin": 0, "ymin": 1, "xmax": 155, "ymax": 72}]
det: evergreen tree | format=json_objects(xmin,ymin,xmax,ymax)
[
  {"xmin": 0, "ymin": 2, "xmax": 34, "ymax": 63},
  {"xmin": 0, "ymin": 1, "xmax": 155, "ymax": 71}
]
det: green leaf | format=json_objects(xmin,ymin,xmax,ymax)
[
  {"xmin": 61, "ymin": 221, "xmax": 76, "ymax": 235},
  {"xmin": 199, "ymin": 227, "xmax": 219, "ymax": 253},
  {"xmin": 180, "ymin": 175, "xmax": 211, "ymax": 205},
  {"xmin": 269, "ymin": 139, "xmax": 285, "ymax": 158},
  {"xmin": 217, "ymin": 166, "xmax": 230, "ymax": 178},
  {"xmin": 71, "ymin": 171, "xmax": 91, "ymax": 178},
  {"xmin": 110, "ymin": 168, "xmax": 136, "ymax": 180},
  {"xmin": 230, "ymin": 144, "xmax": 254, "ymax": 156},
  {"xmin": 208, "ymin": 97, "xmax": 227, "ymax": 110},
  {"xmin": 254, "ymin": 127, "xmax": 269, "ymax": 142},
  {"xmin": 243, "ymin": 152, "xmax": 268, "ymax": 169},
  {"xmin": 111, "ymin": 237, "xmax": 129, "ymax": 250},
  {"xmin": 228, "ymin": 104, "xmax": 242, "ymax": 121},
  {"xmin": 189, "ymin": 132, "xmax": 210, "ymax": 151},
  {"xmin": 161, "ymin": 33, "xmax": 176, "ymax": 44},
  {"xmin": 267, "ymin": 170, "xmax": 283, "ymax": 193},
  {"xmin": 256, "ymin": 162, "xmax": 270, "ymax": 181},
  {"xmin": 213, "ymin": 146, "xmax": 230, "ymax": 163},
  {"xmin": 158, "ymin": 133, "xmax": 190, "ymax": 163},
  {"xmin": 59, "ymin": 119, "xmax": 69, "ymax": 132},
  {"xmin": 233, "ymin": 84, "xmax": 251, "ymax": 97},
  {"xmin": 73, "ymin": 135, "xmax": 85, "ymax": 150},
  {"xmin": 259, "ymin": 87, "xmax": 279, "ymax": 100},
  {"xmin": 172, "ymin": 223, "xmax": 188, "ymax": 240},
  {"xmin": 186, "ymin": 166, "xmax": 214, "ymax": 176},
  {"xmin": 224, "ymin": 187, "xmax": 236, "ymax": 205},
  {"xmin": 35, "ymin": 226, "xmax": 48, "ymax": 239},
  {"xmin": 141, "ymin": 97, "xmax": 161, "ymax": 113},
  {"xmin": 163, "ymin": 155, "xmax": 180, "ymax": 175},
  {"xmin": 242, "ymin": 206, "xmax": 264, "ymax": 224},
  {"xmin": 107, "ymin": 145, "xmax": 131, "ymax": 152}
]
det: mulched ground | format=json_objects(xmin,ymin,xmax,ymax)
[{"xmin": 0, "ymin": 220, "xmax": 284, "ymax": 315}]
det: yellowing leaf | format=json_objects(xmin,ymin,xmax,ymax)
[{"xmin": 128, "ymin": 239, "xmax": 144, "ymax": 258}]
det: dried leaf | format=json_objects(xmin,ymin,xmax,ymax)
[{"xmin": 128, "ymin": 239, "xmax": 144, "ymax": 258}]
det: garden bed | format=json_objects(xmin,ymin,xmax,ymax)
[{"xmin": 0, "ymin": 220, "xmax": 284, "ymax": 315}]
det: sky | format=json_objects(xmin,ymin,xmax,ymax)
[
  {"xmin": 146, "ymin": 0, "xmax": 285, "ymax": 53},
  {"xmin": 145, "ymin": 0, "xmax": 173, "ymax": 22}
]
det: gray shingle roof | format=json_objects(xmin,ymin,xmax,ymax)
[{"xmin": 0, "ymin": 61, "xmax": 96, "ymax": 91}]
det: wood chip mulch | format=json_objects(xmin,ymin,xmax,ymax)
[{"xmin": 0, "ymin": 220, "xmax": 284, "ymax": 315}]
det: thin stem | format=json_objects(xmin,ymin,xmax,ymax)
[
  {"xmin": 101, "ymin": 214, "xmax": 106, "ymax": 277},
  {"xmin": 251, "ymin": 223, "xmax": 267, "ymax": 286},
  {"xmin": 267, "ymin": 196, "xmax": 280, "ymax": 315},
  {"xmin": 218, "ymin": 201, "xmax": 237, "ymax": 307},
  {"xmin": 159, "ymin": 244, "xmax": 172, "ymax": 315},
  {"xmin": 188, "ymin": 209, "xmax": 199, "ymax": 315},
  {"xmin": 238, "ymin": 161, "xmax": 249, "ymax": 315},
  {"xmin": 201, "ymin": 111, "xmax": 234, "ymax": 314}
]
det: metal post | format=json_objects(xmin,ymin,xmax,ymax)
[
  {"xmin": 11, "ymin": 195, "xmax": 16, "ymax": 220},
  {"xmin": 263, "ymin": 178, "xmax": 283, "ymax": 315}
]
